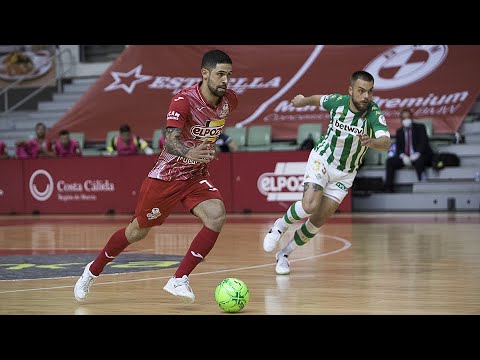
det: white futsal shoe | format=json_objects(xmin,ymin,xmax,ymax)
[
  {"xmin": 275, "ymin": 252, "xmax": 290, "ymax": 275},
  {"xmin": 74, "ymin": 261, "xmax": 97, "ymax": 302},
  {"xmin": 263, "ymin": 218, "xmax": 285, "ymax": 252},
  {"xmin": 163, "ymin": 275, "xmax": 195, "ymax": 303}
]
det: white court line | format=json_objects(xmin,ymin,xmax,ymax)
[{"xmin": 0, "ymin": 235, "xmax": 351, "ymax": 294}]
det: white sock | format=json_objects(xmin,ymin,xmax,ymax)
[
  {"xmin": 276, "ymin": 201, "xmax": 310, "ymax": 232},
  {"xmin": 282, "ymin": 218, "xmax": 321, "ymax": 256}
]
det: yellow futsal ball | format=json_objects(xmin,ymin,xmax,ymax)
[{"xmin": 214, "ymin": 278, "xmax": 250, "ymax": 313}]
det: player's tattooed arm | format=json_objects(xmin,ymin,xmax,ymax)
[{"xmin": 165, "ymin": 127, "xmax": 190, "ymax": 157}]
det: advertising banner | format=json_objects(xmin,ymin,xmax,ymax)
[
  {"xmin": 0, "ymin": 160, "xmax": 25, "ymax": 214},
  {"xmin": 0, "ymin": 152, "xmax": 351, "ymax": 214},
  {"xmin": 49, "ymin": 45, "xmax": 480, "ymax": 142},
  {"xmin": 231, "ymin": 151, "xmax": 351, "ymax": 213}
]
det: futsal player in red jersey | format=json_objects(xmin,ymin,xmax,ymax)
[{"xmin": 74, "ymin": 49, "xmax": 238, "ymax": 303}]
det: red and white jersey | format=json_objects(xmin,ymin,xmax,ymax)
[{"xmin": 148, "ymin": 82, "xmax": 238, "ymax": 181}]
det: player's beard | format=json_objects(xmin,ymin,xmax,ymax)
[
  {"xmin": 352, "ymin": 97, "xmax": 370, "ymax": 112},
  {"xmin": 207, "ymin": 78, "xmax": 226, "ymax": 98}
]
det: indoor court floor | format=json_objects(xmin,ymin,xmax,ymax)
[{"xmin": 0, "ymin": 212, "xmax": 479, "ymax": 315}]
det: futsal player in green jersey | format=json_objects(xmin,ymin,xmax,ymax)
[{"xmin": 263, "ymin": 70, "xmax": 391, "ymax": 275}]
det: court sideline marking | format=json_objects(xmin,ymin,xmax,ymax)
[{"xmin": 0, "ymin": 235, "xmax": 351, "ymax": 294}]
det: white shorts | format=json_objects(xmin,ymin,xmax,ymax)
[{"xmin": 302, "ymin": 150, "xmax": 356, "ymax": 204}]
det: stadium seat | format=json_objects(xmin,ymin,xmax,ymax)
[
  {"xmin": 297, "ymin": 123, "xmax": 322, "ymax": 146},
  {"xmin": 69, "ymin": 132, "xmax": 85, "ymax": 149},
  {"xmin": 416, "ymin": 119, "xmax": 433, "ymax": 137},
  {"xmin": 245, "ymin": 125, "xmax": 272, "ymax": 151},
  {"xmin": 224, "ymin": 126, "xmax": 247, "ymax": 151},
  {"xmin": 362, "ymin": 148, "xmax": 385, "ymax": 168},
  {"xmin": 104, "ymin": 130, "xmax": 119, "ymax": 155}
]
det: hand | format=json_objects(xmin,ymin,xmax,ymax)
[
  {"xmin": 358, "ymin": 134, "xmax": 373, "ymax": 147},
  {"xmin": 291, "ymin": 94, "xmax": 305, "ymax": 107},
  {"xmin": 400, "ymin": 153, "xmax": 412, "ymax": 166},
  {"xmin": 186, "ymin": 139, "xmax": 216, "ymax": 163},
  {"xmin": 410, "ymin": 152, "xmax": 420, "ymax": 162}
]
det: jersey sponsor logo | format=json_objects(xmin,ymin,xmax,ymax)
[
  {"xmin": 167, "ymin": 110, "xmax": 180, "ymax": 121},
  {"xmin": 333, "ymin": 119, "xmax": 364, "ymax": 135},
  {"xmin": 218, "ymin": 102, "xmax": 230, "ymax": 118},
  {"xmin": 176, "ymin": 156, "xmax": 199, "ymax": 165},
  {"xmin": 190, "ymin": 119, "xmax": 225, "ymax": 141},
  {"xmin": 257, "ymin": 162, "xmax": 307, "ymax": 202},
  {"xmin": 378, "ymin": 115, "xmax": 387, "ymax": 126},
  {"xmin": 364, "ymin": 45, "xmax": 448, "ymax": 90},
  {"xmin": 335, "ymin": 182, "xmax": 348, "ymax": 191}
]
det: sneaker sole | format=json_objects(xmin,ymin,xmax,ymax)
[
  {"xmin": 275, "ymin": 268, "xmax": 290, "ymax": 275},
  {"xmin": 163, "ymin": 286, "xmax": 195, "ymax": 303},
  {"xmin": 275, "ymin": 252, "xmax": 290, "ymax": 275},
  {"xmin": 74, "ymin": 294, "xmax": 86, "ymax": 302}
]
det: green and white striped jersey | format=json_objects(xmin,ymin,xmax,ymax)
[{"xmin": 315, "ymin": 94, "xmax": 390, "ymax": 173}]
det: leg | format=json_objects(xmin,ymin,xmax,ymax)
[
  {"xmin": 275, "ymin": 194, "xmax": 339, "ymax": 275},
  {"xmin": 263, "ymin": 199, "xmax": 312, "ymax": 252},
  {"xmin": 263, "ymin": 150, "xmax": 324, "ymax": 252},
  {"xmin": 411, "ymin": 155, "xmax": 427, "ymax": 181},
  {"xmin": 74, "ymin": 218, "xmax": 151, "ymax": 302},
  {"xmin": 74, "ymin": 177, "xmax": 171, "ymax": 302},
  {"xmin": 90, "ymin": 218, "xmax": 151, "ymax": 275},
  {"xmin": 385, "ymin": 156, "xmax": 404, "ymax": 192},
  {"xmin": 274, "ymin": 166, "xmax": 354, "ymax": 275},
  {"xmin": 174, "ymin": 198, "xmax": 225, "ymax": 278},
  {"xmin": 163, "ymin": 177, "xmax": 225, "ymax": 303}
]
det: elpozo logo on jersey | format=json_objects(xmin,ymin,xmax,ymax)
[
  {"xmin": 191, "ymin": 119, "xmax": 225, "ymax": 141},
  {"xmin": 364, "ymin": 45, "xmax": 448, "ymax": 90}
]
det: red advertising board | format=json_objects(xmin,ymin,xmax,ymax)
[
  {"xmin": 0, "ymin": 160, "xmax": 25, "ymax": 214},
  {"xmin": 231, "ymin": 151, "xmax": 351, "ymax": 213},
  {"xmin": 23, "ymin": 157, "xmax": 126, "ymax": 214},
  {"xmin": 16, "ymin": 154, "xmax": 233, "ymax": 215},
  {"xmin": 49, "ymin": 45, "xmax": 480, "ymax": 144},
  {"xmin": 1, "ymin": 152, "xmax": 350, "ymax": 215}
]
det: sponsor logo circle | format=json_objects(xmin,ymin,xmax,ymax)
[
  {"xmin": 29, "ymin": 169, "xmax": 54, "ymax": 201},
  {"xmin": 364, "ymin": 45, "xmax": 448, "ymax": 90}
]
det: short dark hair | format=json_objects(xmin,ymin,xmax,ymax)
[
  {"xmin": 59, "ymin": 129, "xmax": 69, "ymax": 136},
  {"xmin": 119, "ymin": 124, "xmax": 131, "ymax": 133},
  {"xmin": 351, "ymin": 71, "xmax": 374, "ymax": 85},
  {"xmin": 201, "ymin": 49, "xmax": 232, "ymax": 70}
]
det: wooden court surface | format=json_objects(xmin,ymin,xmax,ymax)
[{"xmin": 0, "ymin": 212, "xmax": 479, "ymax": 315}]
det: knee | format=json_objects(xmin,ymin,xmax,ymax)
[
  {"xmin": 125, "ymin": 223, "xmax": 149, "ymax": 243},
  {"xmin": 302, "ymin": 199, "xmax": 319, "ymax": 214},
  {"xmin": 203, "ymin": 209, "xmax": 226, "ymax": 231}
]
